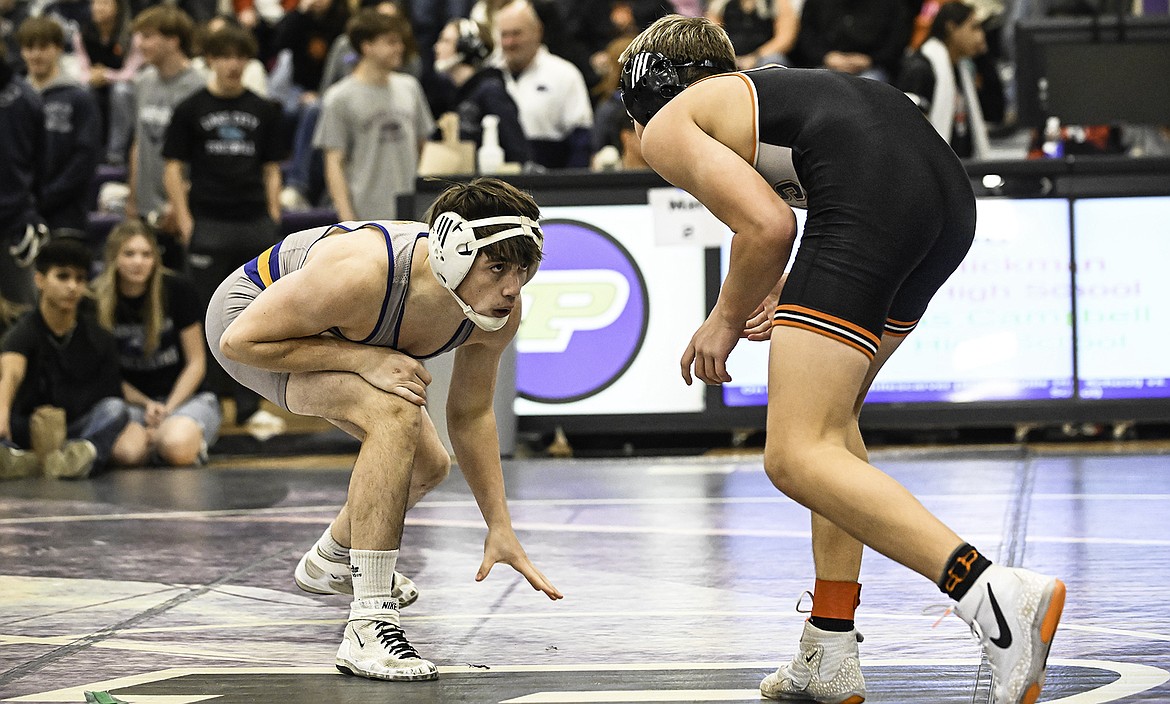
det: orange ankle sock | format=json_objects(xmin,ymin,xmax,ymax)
[{"xmin": 809, "ymin": 579, "xmax": 861, "ymax": 630}]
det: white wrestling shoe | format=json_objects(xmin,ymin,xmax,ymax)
[
  {"xmin": 294, "ymin": 546, "xmax": 420, "ymax": 607},
  {"xmin": 335, "ymin": 598, "xmax": 438, "ymax": 681},
  {"xmin": 761, "ymin": 621, "xmax": 866, "ymax": 703},
  {"xmin": 955, "ymin": 565, "xmax": 1066, "ymax": 704}
]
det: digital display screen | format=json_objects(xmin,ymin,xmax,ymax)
[
  {"xmin": 1074, "ymin": 196, "xmax": 1170, "ymax": 400},
  {"xmin": 722, "ymin": 199, "xmax": 1076, "ymax": 406}
]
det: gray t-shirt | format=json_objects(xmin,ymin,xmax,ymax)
[
  {"xmin": 313, "ymin": 73, "xmax": 434, "ymax": 220},
  {"xmin": 132, "ymin": 64, "xmax": 207, "ymax": 215}
]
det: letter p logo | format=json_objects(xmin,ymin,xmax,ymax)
[
  {"xmin": 520, "ymin": 271, "xmax": 630, "ymax": 354},
  {"xmin": 517, "ymin": 220, "xmax": 648, "ymax": 403}
]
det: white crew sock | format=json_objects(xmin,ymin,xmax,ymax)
[
  {"xmin": 316, "ymin": 526, "xmax": 350, "ymax": 562},
  {"xmin": 349, "ymin": 548, "xmax": 399, "ymax": 601}
]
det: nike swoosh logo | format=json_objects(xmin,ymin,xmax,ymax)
[
  {"xmin": 987, "ymin": 585, "xmax": 1013, "ymax": 649},
  {"xmin": 805, "ymin": 652, "xmax": 816, "ymax": 664},
  {"xmin": 354, "ymin": 630, "xmax": 365, "ymax": 648}
]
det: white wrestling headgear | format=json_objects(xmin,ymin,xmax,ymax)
[{"xmin": 428, "ymin": 211, "xmax": 543, "ymax": 331}]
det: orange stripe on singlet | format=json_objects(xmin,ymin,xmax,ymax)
[
  {"xmin": 773, "ymin": 318, "xmax": 877, "ymax": 360},
  {"xmin": 884, "ymin": 317, "xmax": 920, "ymax": 338},
  {"xmin": 775, "ymin": 304, "xmax": 881, "ymax": 348}
]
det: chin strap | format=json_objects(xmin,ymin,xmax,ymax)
[{"xmin": 447, "ymin": 288, "xmax": 509, "ymax": 332}]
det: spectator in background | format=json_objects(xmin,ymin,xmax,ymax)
[
  {"xmin": 192, "ymin": 15, "xmax": 269, "ymax": 97},
  {"xmin": 406, "ymin": 0, "xmax": 470, "ymax": 73},
  {"xmin": 561, "ymin": 0, "xmax": 621, "ymax": 80},
  {"xmin": 897, "ymin": 1, "xmax": 992, "ymax": 159},
  {"xmin": 125, "ymin": 5, "xmax": 205, "ymax": 237},
  {"xmin": 162, "ymin": 21, "xmax": 285, "ymax": 426},
  {"xmin": 589, "ymin": 25, "xmax": 636, "ymax": 103},
  {"xmin": 267, "ymin": 0, "xmax": 349, "ymax": 111},
  {"xmin": 0, "ymin": 238, "xmax": 131, "ymax": 480},
  {"xmin": 528, "ymin": 0, "xmax": 606, "ymax": 95},
  {"xmin": 590, "ymin": 98, "xmax": 649, "ymax": 171},
  {"xmin": 92, "ymin": 221, "xmax": 221, "ymax": 466},
  {"xmin": 590, "ymin": 32, "xmax": 639, "ymax": 165},
  {"xmin": 0, "ymin": 37, "xmax": 45, "ymax": 306},
  {"xmin": 233, "ymin": 0, "xmax": 297, "ymax": 59},
  {"xmin": 279, "ymin": 0, "xmax": 418, "ymax": 210},
  {"xmin": 0, "ymin": 292, "xmax": 30, "ymax": 475},
  {"xmin": 431, "ymin": 18, "xmax": 530, "ymax": 164},
  {"xmin": 314, "ymin": 9, "xmax": 433, "ymax": 220},
  {"xmin": 268, "ymin": 0, "xmax": 350, "ymax": 209},
  {"xmin": 74, "ymin": 0, "xmax": 141, "ymax": 165},
  {"xmin": 469, "ymin": 0, "xmax": 509, "ymax": 37},
  {"xmin": 493, "ymin": 0, "xmax": 592, "ymax": 169},
  {"xmin": 628, "ymin": 0, "xmax": 681, "ymax": 29},
  {"xmin": 705, "ymin": 0, "xmax": 798, "ymax": 69},
  {"xmin": 18, "ymin": 16, "xmax": 101, "ymax": 238},
  {"xmin": 794, "ymin": 0, "xmax": 910, "ymax": 82},
  {"xmin": 1, "ymin": 0, "xmax": 32, "ymax": 75},
  {"xmin": 319, "ymin": 0, "xmax": 419, "ymax": 92}
]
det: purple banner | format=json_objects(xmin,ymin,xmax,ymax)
[
  {"xmin": 724, "ymin": 379, "xmax": 1075, "ymax": 406},
  {"xmin": 1079, "ymin": 378, "xmax": 1170, "ymax": 400}
]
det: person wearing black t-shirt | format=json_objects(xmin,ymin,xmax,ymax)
[
  {"xmin": 162, "ymin": 22, "xmax": 286, "ymax": 425},
  {"xmin": 93, "ymin": 220, "xmax": 222, "ymax": 466},
  {"xmin": 0, "ymin": 238, "xmax": 131, "ymax": 480}
]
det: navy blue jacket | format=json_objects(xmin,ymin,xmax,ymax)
[
  {"xmin": 0, "ymin": 63, "xmax": 44, "ymax": 230},
  {"xmin": 38, "ymin": 75, "xmax": 101, "ymax": 231},
  {"xmin": 454, "ymin": 67, "xmax": 532, "ymax": 165}
]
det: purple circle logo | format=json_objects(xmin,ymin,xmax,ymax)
[{"xmin": 517, "ymin": 219, "xmax": 649, "ymax": 403}]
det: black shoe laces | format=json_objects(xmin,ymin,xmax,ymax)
[{"xmin": 375, "ymin": 621, "xmax": 421, "ymax": 660}]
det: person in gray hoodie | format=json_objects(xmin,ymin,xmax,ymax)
[{"xmin": 17, "ymin": 16, "xmax": 100, "ymax": 236}]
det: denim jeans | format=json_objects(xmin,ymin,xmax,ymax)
[
  {"xmin": 9, "ymin": 397, "xmax": 129, "ymax": 473},
  {"xmin": 285, "ymin": 100, "xmax": 321, "ymax": 197},
  {"xmin": 69, "ymin": 397, "xmax": 132, "ymax": 471}
]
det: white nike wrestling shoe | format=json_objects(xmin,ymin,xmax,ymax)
[
  {"xmin": 955, "ymin": 565, "xmax": 1066, "ymax": 704},
  {"xmin": 760, "ymin": 620, "xmax": 866, "ymax": 704},
  {"xmin": 335, "ymin": 598, "xmax": 438, "ymax": 681},
  {"xmin": 294, "ymin": 546, "xmax": 420, "ymax": 606}
]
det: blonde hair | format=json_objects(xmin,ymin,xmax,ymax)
[
  {"xmin": 620, "ymin": 14, "xmax": 736, "ymax": 67},
  {"xmin": 92, "ymin": 220, "xmax": 170, "ymax": 356}
]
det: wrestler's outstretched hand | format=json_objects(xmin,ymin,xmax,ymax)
[{"xmin": 477, "ymin": 526, "xmax": 563, "ymax": 600}]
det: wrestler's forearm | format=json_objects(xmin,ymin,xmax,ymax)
[
  {"xmin": 718, "ymin": 229, "xmax": 793, "ymax": 325},
  {"xmin": 221, "ymin": 332, "xmax": 371, "ymax": 375},
  {"xmin": 449, "ymin": 411, "xmax": 512, "ymax": 529}
]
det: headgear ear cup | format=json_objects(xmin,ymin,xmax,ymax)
[
  {"xmin": 428, "ymin": 211, "xmax": 477, "ymax": 288},
  {"xmin": 455, "ymin": 19, "xmax": 490, "ymax": 66}
]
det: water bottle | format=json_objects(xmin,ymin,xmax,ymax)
[
  {"xmin": 477, "ymin": 114, "xmax": 505, "ymax": 174},
  {"xmin": 1041, "ymin": 116, "xmax": 1064, "ymax": 159}
]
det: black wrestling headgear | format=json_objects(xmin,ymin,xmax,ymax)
[
  {"xmin": 619, "ymin": 51, "xmax": 733, "ymax": 126},
  {"xmin": 454, "ymin": 18, "xmax": 490, "ymax": 66}
]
